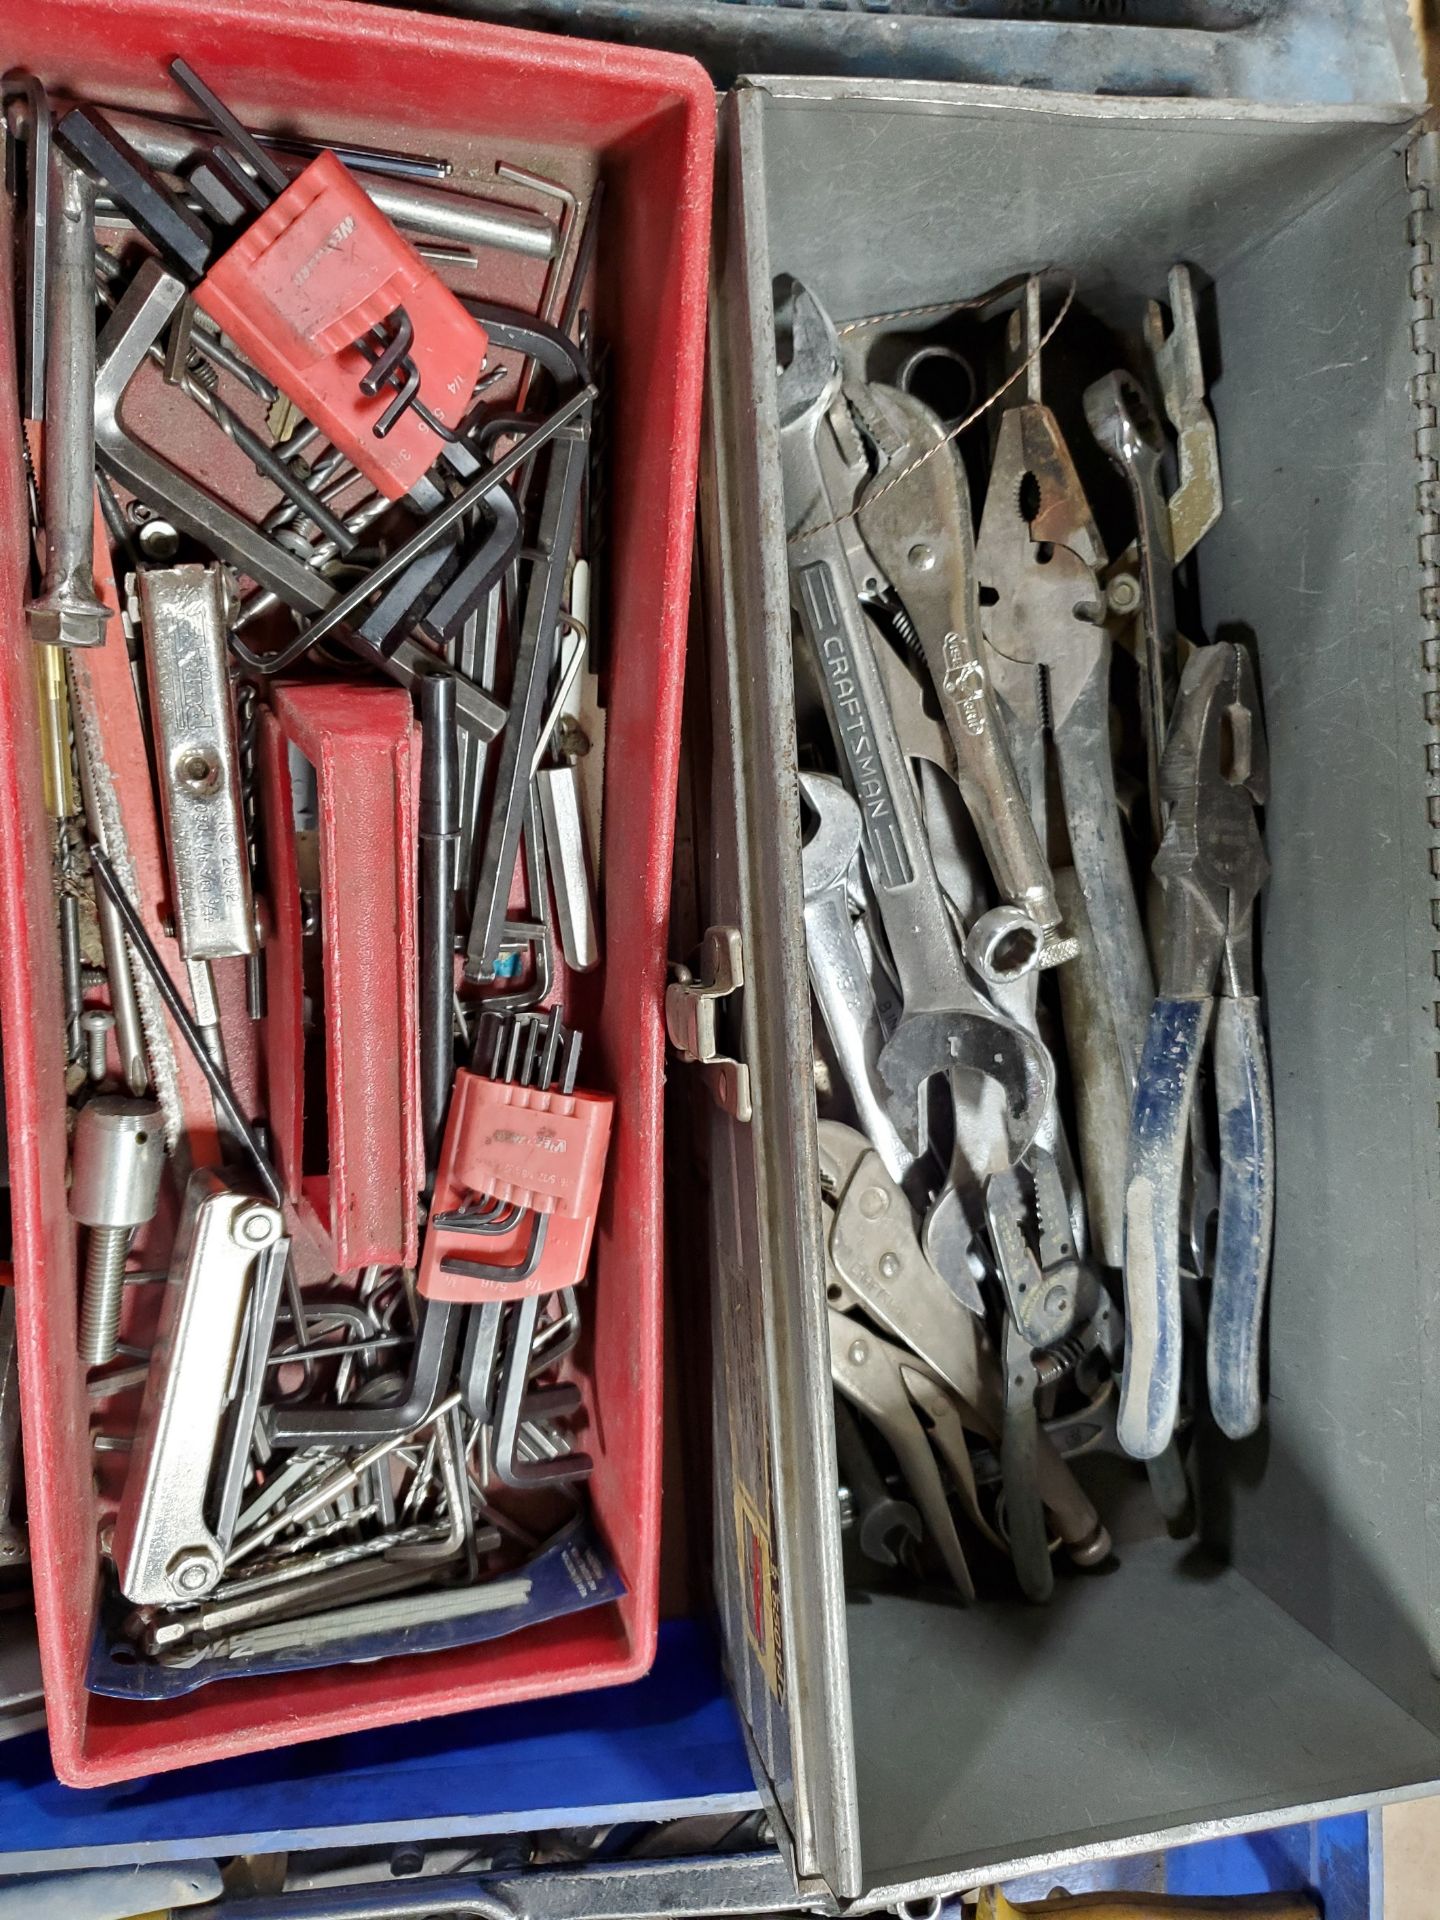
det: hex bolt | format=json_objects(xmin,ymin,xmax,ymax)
[
  {"xmin": 69, "ymin": 1095, "xmax": 166, "ymax": 1367},
  {"xmin": 167, "ymin": 1546, "xmax": 221, "ymax": 1598},
  {"xmin": 26, "ymin": 152, "xmax": 110, "ymax": 649},
  {"xmin": 80, "ymin": 1006, "xmax": 115, "ymax": 1084}
]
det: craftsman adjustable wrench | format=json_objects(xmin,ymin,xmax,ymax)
[{"xmin": 777, "ymin": 278, "xmax": 1051, "ymax": 1167}]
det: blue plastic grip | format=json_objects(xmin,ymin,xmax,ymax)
[
  {"xmin": 1208, "ymin": 994, "xmax": 1275, "ymax": 1440},
  {"xmin": 1119, "ymin": 994, "xmax": 1213, "ymax": 1459}
]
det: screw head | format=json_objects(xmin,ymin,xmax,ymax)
[
  {"xmin": 136, "ymin": 516, "xmax": 180, "ymax": 562},
  {"xmin": 1107, "ymin": 572, "xmax": 1141, "ymax": 616},
  {"xmin": 232, "ymin": 1204, "xmax": 281, "ymax": 1250},
  {"xmin": 1044, "ymin": 1286, "xmax": 1071, "ymax": 1317},
  {"xmin": 167, "ymin": 1548, "xmax": 220, "ymax": 1597},
  {"xmin": 907, "ymin": 541, "xmax": 936, "ymax": 572},
  {"xmin": 879, "ymin": 1252, "xmax": 900, "ymax": 1281}
]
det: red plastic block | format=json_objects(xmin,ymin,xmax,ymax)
[
  {"xmin": 0, "ymin": 0, "xmax": 711, "ymax": 1787},
  {"xmin": 260, "ymin": 683, "xmax": 421, "ymax": 1271},
  {"xmin": 197, "ymin": 151, "xmax": 489, "ymax": 501},
  {"xmin": 419, "ymin": 1069, "xmax": 614, "ymax": 1302}
]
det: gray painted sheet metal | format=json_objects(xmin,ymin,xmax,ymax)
[
  {"xmin": 845, "ymin": 1552, "xmax": 1440, "ymax": 1900},
  {"xmin": 696, "ymin": 90, "xmax": 863, "ymax": 1899},
  {"xmin": 711, "ymin": 72, "xmax": 1440, "ymax": 1906},
  {"xmin": 427, "ymin": 0, "xmax": 1424, "ymax": 110}
]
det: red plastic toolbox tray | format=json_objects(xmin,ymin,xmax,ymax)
[{"xmin": 0, "ymin": 0, "xmax": 713, "ymax": 1786}]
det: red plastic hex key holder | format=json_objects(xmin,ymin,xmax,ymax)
[
  {"xmin": 196, "ymin": 150, "xmax": 491, "ymax": 501},
  {"xmin": 419, "ymin": 1067, "xmax": 615, "ymax": 1302},
  {"xmin": 259, "ymin": 684, "xmax": 422, "ymax": 1272},
  {"xmin": 0, "ymin": 0, "xmax": 712, "ymax": 1786}
]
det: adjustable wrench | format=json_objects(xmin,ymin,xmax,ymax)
[
  {"xmin": 834, "ymin": 1395, "xmax": 923, "ymax": 1570},
  {"xmin": 778, "ymin": 279, "xmax": 1051, "ymax": 1167}
]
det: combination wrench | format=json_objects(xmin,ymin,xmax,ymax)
[{"xmin": 777, "ymin": 278, "xmax": 1051, "ymax": 1168}]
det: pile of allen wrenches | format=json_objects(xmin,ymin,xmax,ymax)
[{"xmin": 7, "ymin": 57, "xmax": 620, "ymax": 1682}]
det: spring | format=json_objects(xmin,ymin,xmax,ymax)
[
  {"xmin": 1033, "ymin": 1333, "xmax": 1089, "ymax": 1392},
  {"xmin": 886, "ymin": 595, "xmax": 926, "ymax": 664}
]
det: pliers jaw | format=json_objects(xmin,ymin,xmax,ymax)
[{"xmin": 1154, "ymin": 641, "xmax": 1269, "ymax": 999}]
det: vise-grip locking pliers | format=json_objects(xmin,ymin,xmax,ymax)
[
  {"xmin": 985, "ymin": 1149, "xmax": 1116, "ymax": 1603},
  {"xmin": 777, "ymin": 277, "xmax": 1051, "ymax": 1170},
  {"xmin": 1119, "ymin": 641, "xmax": 1273, "ymax": 1459},
  {"xmin": 974, "ymin": 336, "xmax": 1155, "ymax": 1127}
]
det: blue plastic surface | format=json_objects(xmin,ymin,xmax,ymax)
[
  {"xmin": 0, "ymin": 1620, "xmax": 760, "ymax": 1871},
  {"xmin": 1003, "ymin": 1812, "xmax": 1373, "ymax": 1917},
  {"xmin": 1169, "ymin": 1812, "xmax": 1372, "ymax": 1920}
]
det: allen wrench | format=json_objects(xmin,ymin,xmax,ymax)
[
  {"xmin": 265, "ymin": 1285, "xmax": 462, "ymax": 1451},
  {"xmin": 88, "ymin": 843, "xmax": 281, "ymax": 1204},
  {"xmin": 491, "ymin": 1294, "xmax": 592, "ymax": 1490}
]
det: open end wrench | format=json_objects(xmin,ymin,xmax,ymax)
[
  {"xmin": 800, "ymin": 773, "xmax": 913, "ymax": 1188},
  {"xmin": 1084, "ymin": 371, "xmax": 1177, "ymax": 845},
  {"xmin": 777, "ymin": 278, "xmax": 1051, "ymax": 1168},
  {"xmin": 834, "ymin": 1396, "xmax": 923, "ymax": 1570}
]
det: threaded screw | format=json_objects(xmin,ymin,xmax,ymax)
[
  {"xmin": 79, "ymin": 1224, "xmax": 131, "ymax": 1367},
  {"xmin": 68, "ymin": 1095, "xmax": 166, "ymax": 1369},
  {"xmin": 80, "ymin": 1006, "xmax": 115, "ymax": 1084}
]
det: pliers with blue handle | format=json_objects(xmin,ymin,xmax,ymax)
[{"xmin": 1120, "ymin": 640, "xmax": 1274, "ymax": 1460}]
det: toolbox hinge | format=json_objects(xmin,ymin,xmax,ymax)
[
  {"xmin": 1405, "ymin": 122, "xmax": 1440, "ymax": 1158},
  {"xmin": 666, "ymin": 925, "xmax": 753, "ymax": 1122}
]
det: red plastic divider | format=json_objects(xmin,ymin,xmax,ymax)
[
  {"xmin": 0, "ymin": 0, "xmax": 713, "ymax": 1785},
  {"xmin": 262, "ymin": 684, "xmax": 422, "ymax": 1271}
]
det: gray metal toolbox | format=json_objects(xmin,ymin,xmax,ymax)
[{"xmin": 687, "ymin": 74, "xmax": 1440, "ymax": 1905}]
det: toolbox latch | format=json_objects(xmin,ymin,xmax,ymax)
[{"xmin": 666, "ymin": 926, "xmax": 752, "ymax": 1123}]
